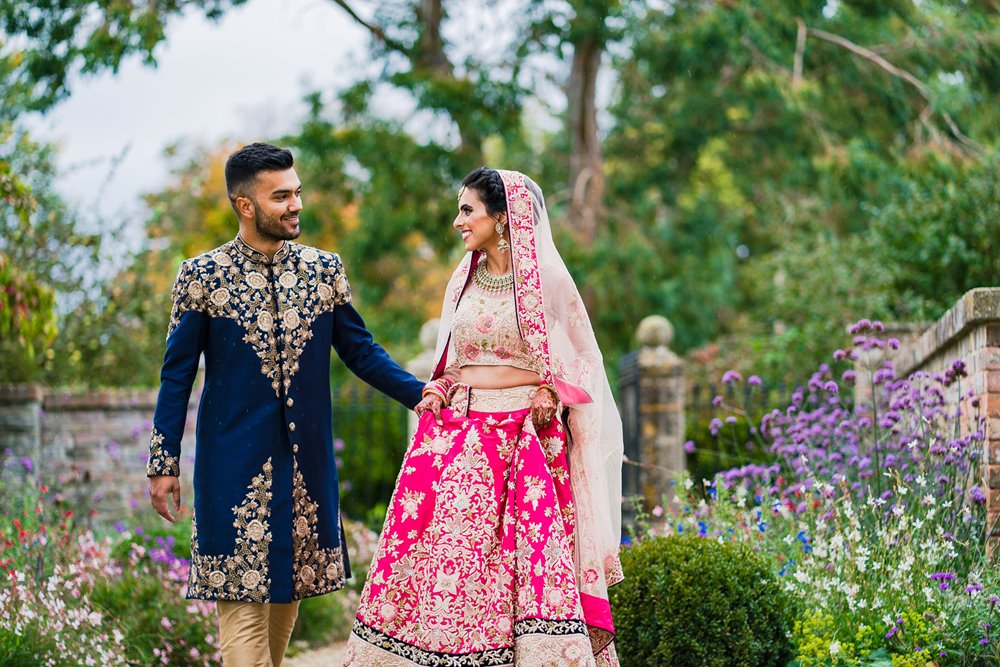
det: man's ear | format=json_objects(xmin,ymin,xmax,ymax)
[{"xmin": 235, "ymin": 195, "xmax": 255, "ymax": 220}]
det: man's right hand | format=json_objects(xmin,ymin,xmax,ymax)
[{"xmin": 149, "ymin": 475, "xmax": 181, "ymax": 523}]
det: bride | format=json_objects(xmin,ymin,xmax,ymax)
[{"xmin": 344, "ymin": 167, "xmax": 623, "ymax": 666}]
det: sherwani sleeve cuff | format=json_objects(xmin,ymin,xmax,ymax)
[{"xmin": 147, "ymin": 426, "xmax": 180, "ymax": 477}]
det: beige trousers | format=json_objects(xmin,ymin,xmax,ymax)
[{"xmin": 216, "ymin": 600, "xmax": 300, "ymax": 667}]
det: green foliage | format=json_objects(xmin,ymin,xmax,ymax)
[
  {"xmin": 0, "ymin": 251, "xmax": 56, "ymax": 364},
  {"xmin": 0, "ymin": 455, "xmax": 218, "ymax": 665},
  {"xmin": 610, "ymin": 535, "xmax": 796, "ymax": 667},
  {"xmin": 871, "ymin": 156, "xmax": 1000, "ymax": 321},
  {"xmin": 332, "ymin": 381, "xmax": 411, "ymax": 530},
  {"xmin": 90, "ymin": 557, "xmax": 219, "ymax": 667},
  {"xmin": 0, "ymin": 0, "xmax": 248, "ymax": 112},
  {"xmin": 600, "ymin": 0, "xmax": 1000, "ymax": 379}
]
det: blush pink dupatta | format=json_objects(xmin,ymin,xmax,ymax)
[{"xmin": 431, "ymin": 170, "xmax": 624, "ymax": 649}]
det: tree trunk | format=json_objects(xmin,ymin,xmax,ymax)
[
  {"xmin": 418, "ymin": 0, "xmax": 450, "ymax": 74},
  {"xmin": 566, "ymin": 31, "xmax": 604, "ymax": 243}
]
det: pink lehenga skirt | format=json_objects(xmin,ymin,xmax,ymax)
[{"xmin": 344, "ymin": 385, "xmax": 619, "ymax": 667}]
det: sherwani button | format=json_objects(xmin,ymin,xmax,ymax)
[
  {"xmin": 293, "ymin": 444, "xmax": 299, "ymax": 454},
  {"xmin": 288, "ymin": 422, "xmax": 296, "ymax": 432},
  {"xmin": 286, "ymin": 398, "xmax": 294, "ymax": 408}
]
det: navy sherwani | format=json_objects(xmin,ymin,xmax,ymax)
[{"xmin": 147, "ymin": 235, "xmax": 423, "ymax": 603}]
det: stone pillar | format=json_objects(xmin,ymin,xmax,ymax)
[
  {"xmin": 634, "ymin": 316, "xmax": 685, "ymax": 509},
  {"xmin": 405, "ymin": 319, "xmax": 440, "ymax": 439},
  {"xmin": 0, "ymin": 384, "xmax": 43, "ymax": 479}
]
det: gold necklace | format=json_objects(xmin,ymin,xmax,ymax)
[{"xmin": 473, "ymin": 261, "xmax": 513, "ymax": 293}]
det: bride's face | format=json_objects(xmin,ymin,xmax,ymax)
[{"xmin": 453, "ymin": 187, "xmax": 505, "ymax": 253}]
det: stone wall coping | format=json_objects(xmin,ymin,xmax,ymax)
[
  {"xmin": 41, "ymin": 389, "xmax": 159, "ymax": 411},
  {"xmin": 0, "ymin": 384, "xmax": 45, "ymax": 403},
  {"xmin": 2, "ymin": 384, "xmax": 160, "ymax": 409},
  {"xmin": 895, "ymin": 288, "xmax": 1000, "ymax": 377}
]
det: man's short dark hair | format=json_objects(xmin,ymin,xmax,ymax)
[{"xmin": 225, "ymin": 143, "xmax": 294, "ymax": 206}]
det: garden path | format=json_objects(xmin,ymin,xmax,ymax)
[{"xmin": 285, "ymin": 640, "xmax": 347, "ymax": 666}]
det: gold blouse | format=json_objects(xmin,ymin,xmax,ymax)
[{"xmin": 451, "ymin": 278, "xmax": 543, "ymax": 375}]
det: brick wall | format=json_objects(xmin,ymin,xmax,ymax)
[
  {"xmin": 0, "ymin": 384, "xmax": 199, "ymax": 521},
  {"xmin": 891, "ymin": 288, "xmax": 1000, "ymax": 557}
]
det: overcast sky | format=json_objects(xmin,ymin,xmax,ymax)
[{"xmin": 29, "ymin": 0, "xmax": 368, "ymax": 224}]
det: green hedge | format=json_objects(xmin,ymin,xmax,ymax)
[{"xmin": 611, "ymin": 535, "xmax": 796, "ymax": 667}]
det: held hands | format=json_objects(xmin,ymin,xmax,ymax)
[
  {"xmin": 415, "ymin": 393, "xmax": 445, "ymax": 425},
  {"xmin": 531, "ymin": 386, "xmax": 559, "ymax": 430},
  {"xmin": 149, "ymin": 475, "xmax": 181, "ymax": 523}
]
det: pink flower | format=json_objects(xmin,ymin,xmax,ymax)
[{"xmin": 475, "ymin": 313, "xmax": 495, "ymax": 333}]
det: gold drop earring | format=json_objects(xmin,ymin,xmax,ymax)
[{"xmin": 495, "ymin": 220, "xmax": 510, "ymax": 253}]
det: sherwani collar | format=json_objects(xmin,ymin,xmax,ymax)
[{"xmin": 234, "ymin": 234, "xmax": 292, "ymax": 264}]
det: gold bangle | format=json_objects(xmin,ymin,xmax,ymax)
[
  {"xmin": 422, "ymin": 385, "xmax": 448, "ymax": 405},
  {"xmin": 535, "ymin": 384, "xmax": 558, "ymax": 402}
]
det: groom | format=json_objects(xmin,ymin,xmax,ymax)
[{"xmin": 147, "ymin": 142, "xmax": 425, "ymax": 666}]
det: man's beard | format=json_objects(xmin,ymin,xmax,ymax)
[{"xmin": 253, "ymin": 200, "xmax": 301, "ymax": 241}]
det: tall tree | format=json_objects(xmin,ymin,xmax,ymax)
[{"xmin": 597, "ymin": 0, "xmax": 1000, "ymax": 373}]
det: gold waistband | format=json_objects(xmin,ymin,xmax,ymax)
[{"xmin": 450, "ymin": 384, "xmax": 537, "ymax": 414}]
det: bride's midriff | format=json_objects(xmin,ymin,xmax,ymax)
[{"xmin": 459, "ymin": 365, "xmax": 542, "ymax": 390}]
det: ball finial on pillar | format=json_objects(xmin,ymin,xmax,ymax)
[{"xmin": 637, "ymin": 315, "xmax": 674, "ymax": 349}]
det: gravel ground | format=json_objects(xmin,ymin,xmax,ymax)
[{"xmin": 284, "ymin": 640, "xmax": 347, "ymax": 667}]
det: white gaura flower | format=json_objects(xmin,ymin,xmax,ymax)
[{"xmin": 829, "ymin": 641, "xmax": 841, "ymax": 656}]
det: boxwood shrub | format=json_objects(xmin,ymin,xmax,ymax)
[{"xmin": 610, "ymin": 535, "xmax": 796, "ymax": 667}]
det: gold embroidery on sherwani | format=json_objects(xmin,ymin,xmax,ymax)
[
  {"xmin": 166, "ymin": 239, "xmax": 351, "ymax": 396},
  {"xmin": 146, "ymin": 427, "xmax": 179, "ymax": 476},
  {"xmin": 292, "ymin": 457, "xmax": 346, "ymax": 598},
  {"xmin": 188, "ymin": 458, "xmax": 273, "ymax": 602}
]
